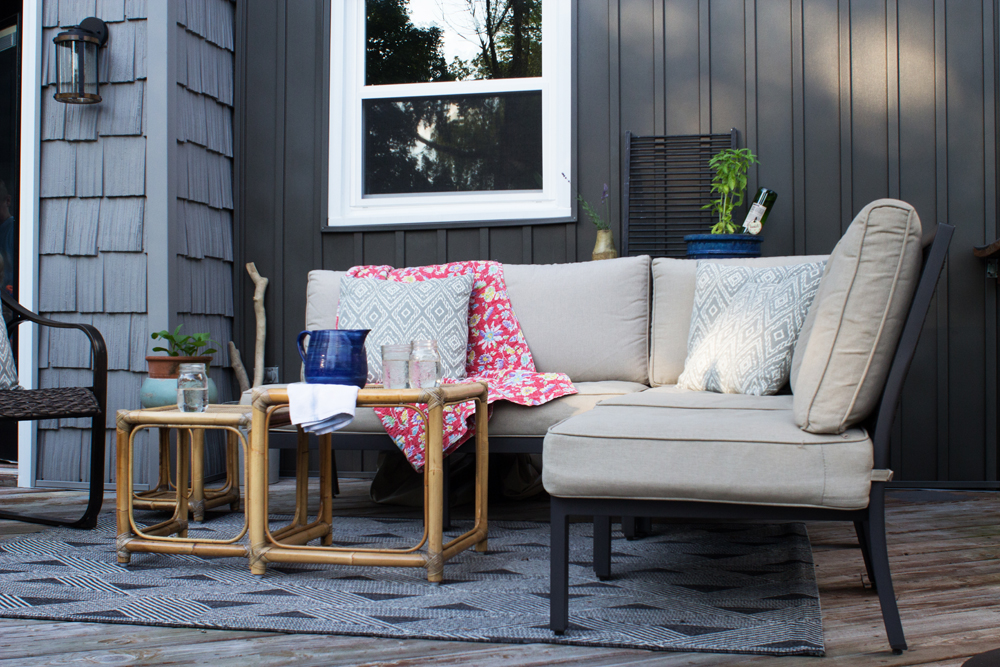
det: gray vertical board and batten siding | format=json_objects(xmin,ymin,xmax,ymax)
[
  {"xmin": 235, "ymin": 0, "xmax": 999, "ymax": 484},
  {"xmin": 33, "ymin": 0, "xmax": 237, "ymax": 487}
]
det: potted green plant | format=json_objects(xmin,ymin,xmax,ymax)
[
  {"xmin": 141, "ymin": 325, "xmax": 222, "ymax": 408},
  {"xmin": 685, "ymin": 147, "xmax": 764, "ymax": 258}
]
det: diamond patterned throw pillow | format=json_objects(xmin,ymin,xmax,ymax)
[
  {"xmin": 678, "ymin": 262, "xmax": 826, "ymax": 395},
  {"xmin": 0, "ymin": 319, "xmax": 19, "ymax": 390},
  {"xmin": 337, "ymin": 274, "xmax": 474, "ymax": 384}
]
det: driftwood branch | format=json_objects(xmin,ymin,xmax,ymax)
[
  {"xmin": 246, "ymin": 262, "xmax": 269, "ymax": 388},
  {"xmin": 229, "ymin": 341, "xmax": 251, "ymax": 394}
]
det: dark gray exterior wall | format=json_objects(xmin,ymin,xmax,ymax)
[{"xmin": 235, "ymin": 0, "xmax": 999, "ymax": 484}]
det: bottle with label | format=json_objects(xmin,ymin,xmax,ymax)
[{"xmin": 742, "ymin": 188, "xmax": 778, "ymax": 235}]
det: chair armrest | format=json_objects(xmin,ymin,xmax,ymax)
[{"xmin": 1, "ymin": 292, "xmax": 108, "ymax": 407}]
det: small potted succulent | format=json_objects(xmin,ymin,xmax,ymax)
[
  {"xmin": 685, "ymin": 147, "xmax": 765, "ymax": 259},
  {"xmin": 141, "ymin": 325, "xmax": 222, "ymax": 408}
]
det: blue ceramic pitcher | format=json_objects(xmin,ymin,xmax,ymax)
[{"xmin": 297, "ymin": 329, "xmax": 370, "ymax": 387}]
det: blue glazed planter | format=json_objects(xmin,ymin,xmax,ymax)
[{"xmin": 684, "ymin": 234, "xmax": 763, "ymax": 259}]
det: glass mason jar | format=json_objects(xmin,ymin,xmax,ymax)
[
  {"xmin": 177, "ymin": 363, "xmax": 209, "ymax": 412},
  {"xmin": 381, "ymin": 343, "xmax": 412, "ymax": 389},
  {"xmin": 408, "ymin": 340, "xmax": 442, "ymax": 388}
]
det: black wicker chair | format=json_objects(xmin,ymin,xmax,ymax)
[{"xmin": 0, "ymin": 292, "xmax": 108, "ymax": 529}]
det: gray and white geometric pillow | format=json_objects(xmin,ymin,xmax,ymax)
[
  {"xmin": 0, "ymin": 319, "xmax": 19, "ymax": 390},
  {"xmin": 337, "ymin": 275, "xmax": 474, "ymax": 384},
  {"xmin": 678, "ymin": 262, "xmax": 826, "ymax": 395}
]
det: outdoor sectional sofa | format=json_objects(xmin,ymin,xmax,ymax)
[{"xmin": 280, "ymin": 198, "xmax": 950, "ymax": 653}]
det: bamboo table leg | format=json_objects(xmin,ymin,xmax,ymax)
[
  {"xmin": 190, "ymin": 429, "xmax": 206, "ymax": 522},
  {"xmin": 156, "ymin": 428, "xmax": 170, "ymax": 492},
  {"xmin": 426, "ymin": 397, "xmax": 445, "ymax": 583},
  {"xmin": 319, "ymin": 433, "xmax": 334, "ymax": 546},
  {"xmin": 227, "ymin": 430, "xmax": 241, "ymax": 512},
  {"xmin": 475, "ymin": 391, "xmax": 489, "ymax": 553},
  {"xmin": 294, "ymin": 427, "xmax": 309, "ymax": 526},
  {"xmin": 175, "ymin": 429, "xmax": 190, "ymax": 538},
  {"xmin": 247, "ymin": 406, "xmax": 269, "ymax": 576},
  {"xmin": 116, "ymin": 420, "xmax": 133, "ymax": 564}
]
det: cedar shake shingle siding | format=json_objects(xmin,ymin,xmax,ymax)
[
  {"xmin": 176, "ymin": 0, "xmax": 236, "ymax": 385},
  {"xmin": 34, "ymin": 0, "xmax": 235, "ymax": 487}
]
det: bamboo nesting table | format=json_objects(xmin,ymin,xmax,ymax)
[
  {"xmin": 131, "ymin": 411, "xmax": 242, "ymax": 522},
  {"xmin": 247, "ymin": 382, "xmax": 489, "ymax": 583},
  {"xmin": 115, "ymin": 405, "xmax": 253, "ymax": 563}
]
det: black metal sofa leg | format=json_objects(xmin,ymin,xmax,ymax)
[
  {"xmin": 550, "ymin": 497, "xmax": 571, "ymax": 633},
  {"xmin": 854, "ymin": 520, "xmax": 877, "ymax": 588},
  {"xmin": 621, "ymin": 516, "xmax": 651, "ymax": 540},
  {"xmin": 868, "ymin": 485, "xmax": 906, "ymax": 653},
  {"xmin": 593, "ymin": 515, "xmax": 612, "ymax": 580},
  {"xmin": 0, "ymin": 415, "xmax": 105, "ymax": 529}
]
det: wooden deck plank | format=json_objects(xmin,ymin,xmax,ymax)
[{"xmin": 0, "ymin": 480, "xmax": 997, "ymax": 665}]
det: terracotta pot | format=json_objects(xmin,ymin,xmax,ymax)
[
  {"xmin": 592, "ymin": 229, "xmax": 618, "ymax": 260},
  {"xmin": 146, "ymin": 355, "xmax": 213, "ymax": 379}
]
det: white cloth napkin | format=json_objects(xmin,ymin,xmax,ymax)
[{"xmin": 287, "ymin": 382, "xmax": 360, "ymax": 435}]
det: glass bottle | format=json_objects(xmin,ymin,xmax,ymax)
[
  {"xmin": 177, "ymin": 363, "xmax": 209, "ymax": 412},
  {"xmin": 408, "ymin": 340, "xmax": 442, "ymax": 389},
  {"xmin": 381, "ymin": 343, "xmax": 412, "ymax": 389},
  {"xmin": 742, "ymin": 187, "xmax": 778, "ymax": 234}
]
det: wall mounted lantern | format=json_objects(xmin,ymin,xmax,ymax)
[{"xmin": 53, "ymin": 17, "xmax": 109, "ymax": 104}]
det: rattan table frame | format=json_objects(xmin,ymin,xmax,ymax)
[
  {"xmin": 247, "ymin": 383, "xmax": 489, "ymax": 583},
  {"xmin": 132, "ymin": 423, "xmax": 242, "ymax": 521},
  {"xmin": 115, "ymin": 405, "xmax": 253, "ymax": 563}
]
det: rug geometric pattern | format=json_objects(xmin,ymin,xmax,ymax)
[{"xmin": 0, "ymin": 514, "xmax": 824, "ymax": 656}]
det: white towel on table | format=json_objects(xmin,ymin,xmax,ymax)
[{"xmin": 287, "ymin": 382, "xmax": 360, "ymax": 435}]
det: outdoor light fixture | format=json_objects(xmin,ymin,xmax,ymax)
[{"xmin": 53, "ymin": 17, "xmax": 109, "ymax": 104}]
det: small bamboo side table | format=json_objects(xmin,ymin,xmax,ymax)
[
  {"xmin": 247, "ymin": 382, "xmax": 489, "ymax": 583},
  {"xmin": 132, "ymin": 418, "xmax": 241, "ymax": 521},
  {"xmin": 115, "ymin": 405, "xmax": 254, "ymax": 563}
]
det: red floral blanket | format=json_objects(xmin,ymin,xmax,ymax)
[{"xmin": 346, "ymin": 261, "xmax": 577, "ymax": 470}]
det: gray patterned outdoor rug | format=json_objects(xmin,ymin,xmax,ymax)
[{"xmin": 0, "ymin": 513, "xmax": 824, "ymax": 655}]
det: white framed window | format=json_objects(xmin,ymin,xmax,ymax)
[{"xmin": 328, "ymin": 0, "xmax": 573, "ymax": 228}]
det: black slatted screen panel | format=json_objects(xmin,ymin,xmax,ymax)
[{"xmin": 622, "ymin": 130, "xmax": 738, "ymax": 257}]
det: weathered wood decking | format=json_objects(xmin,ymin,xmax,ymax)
[{"xmin": 0, "ymin": 479, "xmax": 997, "ymax": 666}]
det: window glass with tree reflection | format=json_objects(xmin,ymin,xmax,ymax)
[
  {"xmin": 366, "ymin": 0, "xmax": 542, "ymax": 85},
  {"xmin": 364, "ymin": 0, "xmax": 543, "ymax": 195}
]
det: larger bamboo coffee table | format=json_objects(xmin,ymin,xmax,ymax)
[{"xmin": 246, "ymin": 382, "xmax": 489, "ymax": 583}]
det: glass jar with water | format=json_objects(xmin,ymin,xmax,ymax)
[
  {"xmin": 381, "ymin": 343, "xmax": 411, "ymax": 389},
  {"xmin": 408, "ymin": 340, "xmax": 442, "ymax": 388},
  {"xmin": 177, "ymin": 363, "xmax": 209, "ymax": 412}
]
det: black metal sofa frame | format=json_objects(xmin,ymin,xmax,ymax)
[
  {"xmin": 549, "ymin": 223, "xmax": 956, "ymax": 654},
  {"xmin": 0, "ymin": 292, "xmax": 108, "ymax": 529}
]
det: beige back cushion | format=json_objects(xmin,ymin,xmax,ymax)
[
  {"xmin": 649, "ymin": 254, "xmax": 829, "ymax": 386},
  {"xmin": 791, "ymin": 199, "xmax": 923, "ymax": 433},
  {"xmin": 503, "ymin": 256, "xmax": 651, "ymax": 384},
  {"xmin": 305, "ymin": 270, "xmax": 348, "ymax": 331}
]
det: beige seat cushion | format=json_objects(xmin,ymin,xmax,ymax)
[
  {"xmin": 503, "ymin": 256, "xmax": 651, "ymax": 384},
  {"xmin": 791, "ymin": 199, "xmax": 923, "ymax": 434},
  {"xmin": 243, "ymin": 381, "xmax": 648, "ymax": 438},
  {"xmin": 542, "ymin": 391, "xmax": 873, "ymax": 510},
  {"xmin": 649, "ymin": 255, "xmax": 829, "ymax": 386},
  {"xmin": 489, "ymin": 381, "xmax": 648, "ymax": 437}
]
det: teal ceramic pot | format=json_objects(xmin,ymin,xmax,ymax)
[{"xmin": 140, "ymin": 377, "xmax": 218, "ymax": 408}]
